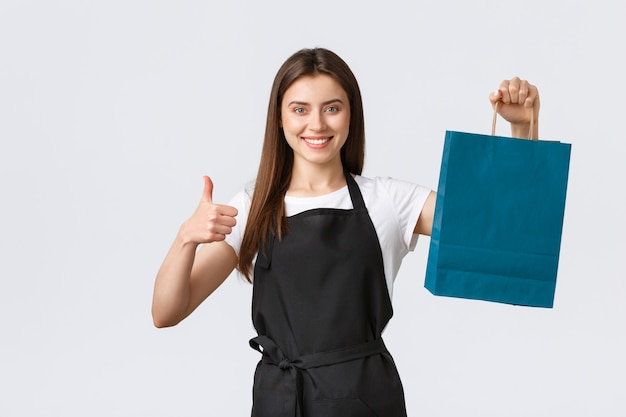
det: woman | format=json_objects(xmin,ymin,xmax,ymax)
[{"xmin": 152, "ymin": 48, "xmax": 540, "ymax": 416}]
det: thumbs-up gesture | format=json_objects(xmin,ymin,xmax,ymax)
[{"xmin": 180, "ymin": 176, "xmax": 239, "ymax": 245}]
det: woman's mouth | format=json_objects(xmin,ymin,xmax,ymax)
[{"xmin": 303, "ymin": 136, "xmax": 332, "ymax": 146}]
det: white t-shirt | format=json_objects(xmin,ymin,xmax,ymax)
[{"xmin": 225, "ymin": 175, "xmax": 431, "ymax": 299}]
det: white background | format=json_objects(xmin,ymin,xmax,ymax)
[{"xmin": 1, "ymin": 0, "xmax": 624, "ymax": 416}]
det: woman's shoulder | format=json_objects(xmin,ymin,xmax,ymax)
[
  {"xmin": 227, "ymin": 180, "xmax": 255, "ymax": 212},
  {"xmin": 355, "ymin": 174, "xmax": 432, "ymax": 219},
  {"xmin": 355, "ymin": 174, "xmax": 427, "ymax": 195}
]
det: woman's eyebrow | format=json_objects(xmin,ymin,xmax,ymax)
[{"xmin": 286, "ymin": 98, "xmax": 345, "ymax": 106}]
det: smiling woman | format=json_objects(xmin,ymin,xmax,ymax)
[
  {"xmin": 151, "ymin": 47, "xmax": 540, "ymax": 417},
  {"xmin": 280, "ymin": 74, "xmax": 351, "ymax": 193}
]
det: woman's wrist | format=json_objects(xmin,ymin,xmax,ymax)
[
  {"xmin": 510, "ymin": 120, "xmax": 539, "ymax": 140},
  {"xmin": 177, "ymin": 222, "xmax": 201, "ymax": 249}
]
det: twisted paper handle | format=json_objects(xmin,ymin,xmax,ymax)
[{"xmin": 491, "ymin": 101, "xmax": 536, "ymax": 140}]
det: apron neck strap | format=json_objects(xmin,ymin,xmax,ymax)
[{"xmin": 344, "ymin": 170, "xmax": 366, "ymax": 210}]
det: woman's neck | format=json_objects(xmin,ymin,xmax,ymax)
[{"xmin": 287, "ymin": 160, "xmax": 347, "ymax": 197}]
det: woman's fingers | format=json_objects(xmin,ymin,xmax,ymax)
[
  {"xmin": 496, "ymin": 77, "xmax": 539, "ymax": 107},
  {"xmin": 182, "ymin": 177, "xmax": 239, "ymax": 244},
  {"xmin": 492, "ymin": 77, "xmax": 540, "ymax": 124}
]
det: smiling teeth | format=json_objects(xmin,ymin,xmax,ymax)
[{"xmin": 304, "ymin": 138, "xmax": 330, "ymax": 145}]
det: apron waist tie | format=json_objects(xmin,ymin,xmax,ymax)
[{"xmin": 249, "ymin": 336, "xmax": 390, "ymax": 417}]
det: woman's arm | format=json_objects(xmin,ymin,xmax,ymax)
[
  {"xmin": 414, "ymin": 191, "xmax": 436, "ymax": 236},
  {"xmin": 152, "ymin": 176, "xmax": 239, "ymax": 328}
]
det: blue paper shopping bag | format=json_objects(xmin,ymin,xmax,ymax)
[{"xmin": 424, "ymin": 131, "xmax": 571, "ymax": 307}]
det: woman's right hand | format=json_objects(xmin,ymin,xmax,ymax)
[
  {"xmin": 152, "ymin": 176, "xmax": 239, "ymax": 328},
  {"xmin": 179, "ymin": 176, "xmax": 239, "ymax": 245}
]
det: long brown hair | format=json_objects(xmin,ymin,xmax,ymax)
[{"xmin": 238, "ymin": 48, "xmax": 366, "ymax": 281}]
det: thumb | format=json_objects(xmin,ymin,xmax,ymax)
[
  {"xmin": 489, "ymin": 90, "xmax": 501, "ymax": 107},
  {"xmin": 201, "ymin": 175, "xmax": 214, "ymax": 203}
]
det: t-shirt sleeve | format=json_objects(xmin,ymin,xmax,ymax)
[
  {"xmin": 377, "ymin": 177, "xmax": 432, "ymax": 251},
  {"xmin": 223, "ymin": 188, "xmax": 252, "ymax": 257}
]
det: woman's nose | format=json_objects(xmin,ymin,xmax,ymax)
[{"xmin": 308, "ymin": 110, "xmax": 326, "ymax": 131}]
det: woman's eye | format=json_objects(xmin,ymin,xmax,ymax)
[
  {"xmin": 326, "ymin": 106, "xmax": 338, "ymax": 112},
  {"xmin": 294, "ymin": 107, "xmax": 305, "ymax": 114}
]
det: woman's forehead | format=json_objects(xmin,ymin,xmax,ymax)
[{"xmin": 282, "ymin": 74, "xmax": 348, "ymax": 104}]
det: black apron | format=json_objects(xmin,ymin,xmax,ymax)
[{"xmin": 249, "ymin": 171, "xmax": 407, "ymax": 417}]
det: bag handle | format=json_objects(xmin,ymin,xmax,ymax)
[{"xmin": 491, "ymin": 101, "xmax": 536, "ymax": 140}]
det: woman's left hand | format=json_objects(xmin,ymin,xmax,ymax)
[{"xmin": 489, "ymin": 77, "xmax": 540, "ymax": 139}]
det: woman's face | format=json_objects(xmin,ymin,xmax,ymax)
[{"xmin": 280, "ymin": 74, "xmax": 350, "ymax": 170}]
